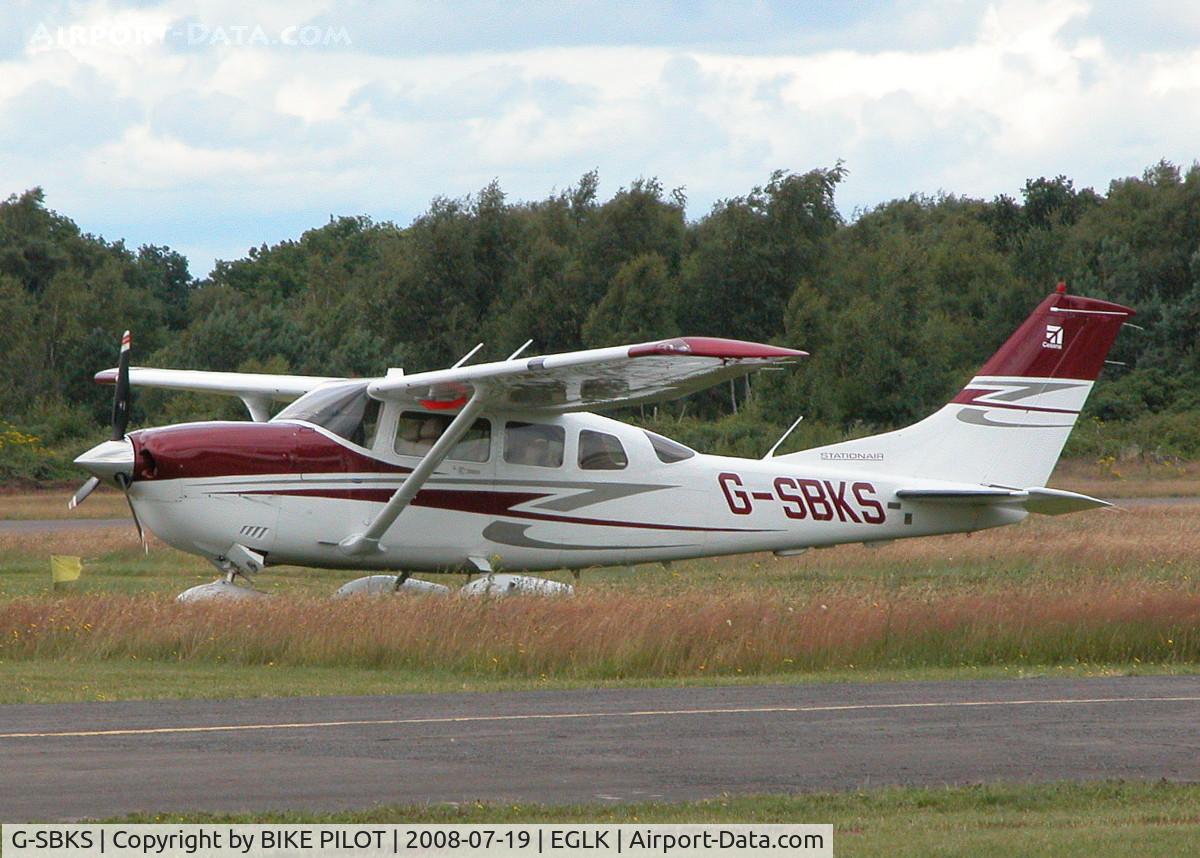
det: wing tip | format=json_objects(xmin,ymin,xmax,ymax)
[{"xmin": 630, "ymin": 336, "xmax": 807, "ymax": 360}]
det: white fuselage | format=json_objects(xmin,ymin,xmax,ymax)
[{"xmin": 127, "ymin": 411, "xmax": 1025, "ymax": 573}]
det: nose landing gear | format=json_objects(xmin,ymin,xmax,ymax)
[{"xmin": 176, "ymin": 543, "xmax": 268, "ymax": 602}]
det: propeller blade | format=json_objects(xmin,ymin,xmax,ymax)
[
  {"xmin": 116, "ymin": 473, "xmax": 147, "ymax": 553},
  {"xmin": 68, "ymin": 476, "xmax": 101, "ymax": 510},
  {"xmin": 111, "ymin": 330, "xmax": 132, "ymax": 440}
]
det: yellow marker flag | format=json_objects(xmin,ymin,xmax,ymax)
[{"xmin": 50, "ymin": 555, "xmax": 82, "ymax": 583}]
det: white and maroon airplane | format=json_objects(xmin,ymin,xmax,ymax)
[{"xmin": 71, "ymin": 283, "xmax": 1132, "ymax": 592}]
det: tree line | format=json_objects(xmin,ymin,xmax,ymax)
[{"xmin": 2, "ymin": 159, "xmax": 1199, "ymax": 474}]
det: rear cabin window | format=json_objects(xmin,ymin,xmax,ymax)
[
  {"xmin": 644, "ymin": 430, "xmax": 696, "ymax": 463},
  {"xmin": 272, "ymin": 382, "xmax": 381, "ymax": 448},
  {"xmin": 504, "ymin": 422, "xmax": 565, "ymax": 468},
  {"xmin": 394, "ymin": 412, "xmax": 491, "ymax": 462},
  {"xmin": 578, "ymin": 430, "xmax": 628, "ymax": 470}
]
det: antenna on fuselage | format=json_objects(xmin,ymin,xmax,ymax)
[
  {"xmin": 451, "ymin": 342, "xmax": 484, "ymax": 369},
  {"xmin": 506, "ymin": 339, "xmax": 534, "ymax": 361},
  {"xmin": 763, "ymin": 415, "xmax": 804, "ymax": 460}
]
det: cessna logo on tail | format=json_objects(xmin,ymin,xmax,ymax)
[{"xmin": 1043, "ymin": 324, "xmax": 1063, "ymax": 349}]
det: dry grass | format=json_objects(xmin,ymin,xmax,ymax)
[
  {"xmin": 0, "ymin": 485, "xmax": 129, "ymax": 519},
  {"xmin": 781, "ymin": 502, "xmax": 1200, "ymax": 579},
  {"xmin": 2, "ymin": 494, "xmax": 1198, "ymax": 685},
  {"xmin": 2, "ymin": 579, "xmax": 1197, "ymax": 678},
  {"xmin": 0, "ymin": 526, "xmax": 149, "ymax": 559},
  {"xmin": 1051, "ymin": 458, "xmax": 1200, "ymax": 498}
]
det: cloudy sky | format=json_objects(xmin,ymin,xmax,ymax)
[{"xmin": 1, "ymin": 0, "xmax": 1197, "ymax": 277}]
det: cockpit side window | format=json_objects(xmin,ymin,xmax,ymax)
[
  {"xmin": 394, "ymin": 412, "xmax": 491, "ymax": 462},
  {"xmin": 644, "ymin": 430, "xmax": 696, "ymax": 463},
  {"xmin": 579, "ymin": 430, "xmax": 628, "ymax": 470},
  {"xmin": 504, "ymin": 421, "xmax": 565, "ymax": 468},
  {"xmin": 272, "ymin": 383, "xmax": 381, "ymax": 448}
]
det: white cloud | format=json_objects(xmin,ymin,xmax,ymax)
[{"xmin": 0, "ymin": 0, "xmax": 1197, "ymax": 276}]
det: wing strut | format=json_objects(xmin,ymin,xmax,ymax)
[{"xmin": 338, "ymin": 390, "xmax": 486, "ymax": 556}]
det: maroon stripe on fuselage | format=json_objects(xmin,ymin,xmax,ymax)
[
  {"xmin": 251, "ymin": 488, "xmax": 548, "ymax": 514},
  {"xmin": 239, "ymin": 486, "xmax": 767, "ymax": 533}
]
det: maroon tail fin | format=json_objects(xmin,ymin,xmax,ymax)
[{"xmin": 976, "ymin": 283, "xmax": 1134, "ymax": 381}]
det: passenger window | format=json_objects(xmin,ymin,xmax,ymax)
[
  {"xmin": 504, "ymin": 422, "xmax": 565, "ymax": 468},
  {"xmin": 578, "ymin": 430, "xmax": 628, "ymax": 470},
  {"xmin": 394, "ymin": 412, "xmax": 491, "ymax": 462}
]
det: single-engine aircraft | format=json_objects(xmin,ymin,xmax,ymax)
[{"xmin": 70, "ymin": 283, "xmax": 1133, "ymax": 596}]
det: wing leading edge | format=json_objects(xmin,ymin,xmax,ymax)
[{"xmin": 95, "ymin": 368, "xmax": 344, "ymax": 421}]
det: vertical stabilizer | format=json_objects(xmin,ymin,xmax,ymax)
[{"xmin": 779, "ymin": 284, "xmax": 1135, "ymax": 488}]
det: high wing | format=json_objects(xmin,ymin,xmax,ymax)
[
  {"xmin": 95, "ymin": 367, "xmax": 344, "ymax": 422},
  {"xmin": 95, "ymin": 336, "xmax": 803, "ymax": 423},
  {"xmin": 367, "ymin": 336, "xmax": 807, "ymax": 412},
  {"xmin": 338, "ymin": 335, "xmax": 805, "ymax": 556}
]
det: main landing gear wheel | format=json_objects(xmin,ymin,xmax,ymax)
[{"xmin": 334, "ymin": 575, "xmax": 452, "ymax": 597}]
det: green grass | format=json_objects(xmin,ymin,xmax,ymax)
[
  {"xmin": 107, "ymin": 781, "xmax": 1200, "ymax": 857},
  {"xmin": 3, "ymin": 658, "xmax": 1195, "ymax": 706}
]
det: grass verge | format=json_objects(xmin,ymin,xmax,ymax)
[
  {"xmin": 107, "ymin": 781, "xmax": 1200, "ymax": 857},
  {"xmin": 3, "ymin": 584, "xmax": 1199, "ymax": 678},
  {"xmin": 2, "ymin": 658, "xmax": 1193, "ymax": 705},
  {"xmin": 0, "ymin": 485, "xmax": 129, "ymax": 520},
  {"xmin": 1050, "ymin": 458, "xmax": 1200, "ymax": 498}
]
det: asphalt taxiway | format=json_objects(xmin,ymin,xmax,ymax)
[{"xmin": 1, "ymin": 676, "xmax": 1198, "ymax": 819}]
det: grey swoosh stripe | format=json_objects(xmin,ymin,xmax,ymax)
[
  {"xmin": 530, "ymin": 483, "xmax": 673, "ymax": 512},
  {"xmin": 482, "ymin": 521, "xmax": 695, "ymax": 552},
  {"xmin": 956, "ymin": 408, "xmax": 1075, "ymax": 428}
]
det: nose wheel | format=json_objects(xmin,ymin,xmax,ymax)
[{"xmin": 178, "ymin": 552, "xmax": 268, "ymax": 603}]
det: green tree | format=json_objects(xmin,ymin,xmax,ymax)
[{"xmin": 582, "ymin": 252, "xmax": 678, "ymax": 346}]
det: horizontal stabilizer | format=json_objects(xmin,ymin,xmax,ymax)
[
  {"xmin": 896, "ymin": 486, "xmax": 1110, "ymax": 516},
  {"xmin": 1022, "ymin": 487, "xmax": 1112, "ymax": 515}
]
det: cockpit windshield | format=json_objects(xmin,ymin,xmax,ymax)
[{"xmin": 272, "ymin": 382, "xmax": 381, "ymax": 447}]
